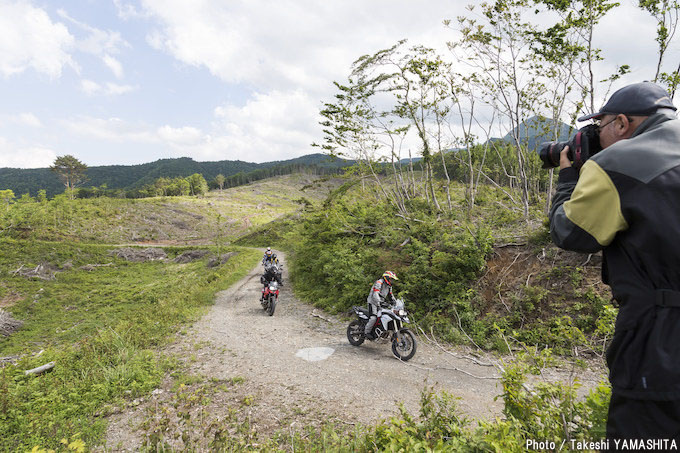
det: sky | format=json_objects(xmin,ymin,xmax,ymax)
[{"xmin": 0, "ymin": 0, "xmax": 677, "ymax": 169}]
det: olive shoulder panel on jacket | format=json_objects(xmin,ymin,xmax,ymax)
[{"xmin": 562, "ymin": 160, "xmax": 629, "ymax": 247}]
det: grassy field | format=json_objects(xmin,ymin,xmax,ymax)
[
  {"xmin": 0, "ymin": 239, "xmax": 261, "ymax": 450},
  {"xmin": 0, "ymin": 174, "xmax": 342, "ymax": 450}
]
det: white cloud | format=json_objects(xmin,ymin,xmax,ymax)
[
  {"xmin": 104, "ymin": 82, "xmax": 135, "ymax": 95},
  {"xmin": 58, "ymin": 89, "xmax": 321, "ymax": 163},
  {"xmin": 140, "ymin": 1, "xmax": 454, "ymax": 94},
  {"xmin": 80, "ymin": 79, "xmax": 136, "ymax": 96},
  {"xmin": 113, "ymin": 0, "xmax": 150, "ymax": 20},
  {"xmin": 57, "ymin": 9, "xmax": 128, "ymax": 56},
  {"xmin": 80, "ymin": 79, "xmax": 101, "ymax": 95},
  {"xmin": 210, "ymin": 89, "xmax": 321, "ymax": 161},
  {"xmin": 61, "ymin": 116, "xmax": 158, "ymax": 143},
  {"xmin": 0, "ymin": 136, "xmax": 57, "ymax": 168},
  {"xmin": 103, "ymin": 54, "xmax": 124, "ymax": 78},
  {"xmin": 17, "ymin": 113, "xmax": 42, "ymax": 127},
  {"xmin": 157, "ymin": 125, "xmax": 203, "ymax": 145},
  {"xmin": 56, "ymin": 8, "xmax": 130, "ymax": 84},
  {"xmin": 0, "ymin": 112, "xmax": 43, "ymax": 127},
  {"xmin": 0, "ymin": 0, "xmax": 75, "ymax": 78}
]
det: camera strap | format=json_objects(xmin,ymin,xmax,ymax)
[{"xmin": 655, "ymin": 289, "xmax": 680, "ymax": 308}]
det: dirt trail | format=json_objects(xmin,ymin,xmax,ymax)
[{"xmin": 104, "ymin": 251, "xmax": 605, "ymax": 449}]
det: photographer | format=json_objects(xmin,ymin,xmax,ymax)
[{"xmin": 549, "ymin": 82, "xmax": 680, "ymax": 442}]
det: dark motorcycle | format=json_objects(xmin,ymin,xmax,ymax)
[{"xmin": 346, "ymin": 298, "xmax": 417, "ymax": 361}]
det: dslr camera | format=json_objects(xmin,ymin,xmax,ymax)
[{"xmin": 538, "ymin": 124, "xmax": 602, "ymax": 169}]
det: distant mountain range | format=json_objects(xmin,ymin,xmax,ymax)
[
  {"xmin": 0, "ymin": 153, "xmax": 352, "ymax": 197},
  {"xmin": 2, "ymin": 117, "xmax": 574, "ymax": 197}
]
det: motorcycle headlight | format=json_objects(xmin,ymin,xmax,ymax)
[{"xmin": 398, "ymin": 309, "xmax": 406, "ymax": 316}]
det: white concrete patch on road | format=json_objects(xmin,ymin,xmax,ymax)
[{"xmin": 295, "ymin": 347, "xmax": 335, "ymax": 362}]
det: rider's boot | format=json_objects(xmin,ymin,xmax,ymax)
[{"xmin": 364, "ymin": 315, "xmax": 377, "ymax": 340}]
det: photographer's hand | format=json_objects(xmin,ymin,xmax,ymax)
[{"xmin": 559, "ymin": 146, "xmax": 571, "ymax": 169}]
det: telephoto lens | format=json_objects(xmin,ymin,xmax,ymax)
[{"xmin": 538, "ymin": 124, "xmax": 601, "ymax": 169}]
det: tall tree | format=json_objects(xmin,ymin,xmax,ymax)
[
  {"xmin": 535, "ymin": 0, "xmax": 623, "ymax": 112},
  {"xmin": 50, "ymin": 155, "xmax": 88, "ymax": 200},
  {"xmin": 453, "ymin": 0, "xmax": 546, "ymax": 217},
  {"xmin": 0, "ymin": 189, "xmax": 15, "ymax": 205},
  {"xmin": 349, "ymin": 41, "xmax": 454, "ymax": 212},
  {"xmin": 215, "ymin": 174, "xmax": 226, "ymax": 190},
  {"xmin": 187, "ymin": 173, "xmax": 208, "ymax": 196},
  {"xmin": 639, "ymin": 0, "xmax": 680, "ymax": 97}
]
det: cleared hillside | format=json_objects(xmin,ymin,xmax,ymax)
[{"xmin": 2, "ymin": 174, "xmax": 344, "ymax": 244}]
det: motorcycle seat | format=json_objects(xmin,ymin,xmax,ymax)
[{"xmin": 353, "ymin": 306, "xmax": 370, "ymax": 316}]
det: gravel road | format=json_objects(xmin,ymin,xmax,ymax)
[
  {"xmin": 193, "ymin": 254, "xmax": 505, "ymax": 421},
  {"xmin": 104, "ymin": 252, "xmax": 604, "ymax": 449}
]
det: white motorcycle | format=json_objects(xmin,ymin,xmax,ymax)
[{"xmin": 346, "ymin": 298, "xmax": 417, "ymax": 361}]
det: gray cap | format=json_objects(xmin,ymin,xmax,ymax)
[{"xmin": 578, "ymin": 81, "xmax": 677, "ymax": 122}]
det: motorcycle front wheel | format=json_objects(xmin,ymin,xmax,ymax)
[
  {"xmin": 392, "ymin": 328, "xmax": 416, "ymax": 361},
  {"xmin": 266, "ymin": 296, "xmax": 276, "ymax": 316},
  {"xmin": 347, "ymin": 320, "xmax": 365, "ymax": 346}
]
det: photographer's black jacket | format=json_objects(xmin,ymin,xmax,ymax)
[{"xmin": 550, "ymin": 111, "xmax": 680, "ymax": 400}]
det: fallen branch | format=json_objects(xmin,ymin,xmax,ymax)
[
  {"xmin": 495, "ymin": 242, "xmax": 528, "ymax": 248},
  {"xmin": 25, "ymin": 361, "xmax": 55, "ymax": 376},
  {"xmin": 80, "ymin": 262, "xmax": 115, "ymax": 271},
  {"xmin": 395, "ymin": 213, "xmax": 424, "ymax": 223},
  {"xmin": 0, "ymin": 355, "xmax": 21, "ymax": 366},
  {"xmin": 310, "ymin": 311, "xmax": 332, "ymax": 323},
  {"xmin": 395, "ymin": 355, "xmax": 499, "ymax": 380},
  {"xmin": 417, "ymin": 326, "xmax": 496, "ymax": 369}
]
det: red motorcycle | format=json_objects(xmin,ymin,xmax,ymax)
[{"xmin": 261, "ymin": 280, "xmax": 279, "ymax": 316}]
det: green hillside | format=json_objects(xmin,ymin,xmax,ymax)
[{"xmin": 0, "ymin": 153, "xmax": 351, "ymax": 198}]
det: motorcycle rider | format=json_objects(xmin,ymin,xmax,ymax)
[
  {"xmin": 364, "ymin": 271, "xmax": 398, "ymax": 339},
  {"xmin": 260, "ymin": 258, "xmax": 283, "ymax": 301},
  {"xmin": 262, "ymin": 247, "xmax": 274, "ymax": 265}
]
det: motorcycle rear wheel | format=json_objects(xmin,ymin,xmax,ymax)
[
  {"xmin": 347, "ymin": 320, "xmax": 365, "ymax": 346},
  {"xmin": 392, "ymin": 328, "xmax": 416, "ymax": 361},
  {"xmin": 266, "ymin": 296, "xmax": 276, "ymax": 316}
]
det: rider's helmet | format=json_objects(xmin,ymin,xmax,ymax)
[
  {"xmin": 265, "ymin": 249, "xmax": 272, "ymax": 257},
  {"xmin": 382, "ymin": 270, "xmax": 398, "ymax": 286}
]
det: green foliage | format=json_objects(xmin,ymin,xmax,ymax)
[
  {"xmin": 293, "ymin": 361, "xmax": 610, "ymax": 452},
  {"xmin": 291, "ymin": 188, "xmax": 495, "ymax": 337},
  {"xmin": 186, "ymin": 173, "xmax": 209, "ymax": 196},
  {"xmin": 0, "ymin": 239, "xmax": 261, "ymax": 450},
  {"xmin": 0, "ymin": 189, "xmax": 15, "ymax": 204},
  {"xmin": 498, "ymin": 349, "xmax": 610, "ymax": 444},
  {"xmin": 291, "ymin": 175, "xmax": 615, "ymax": 356}
]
